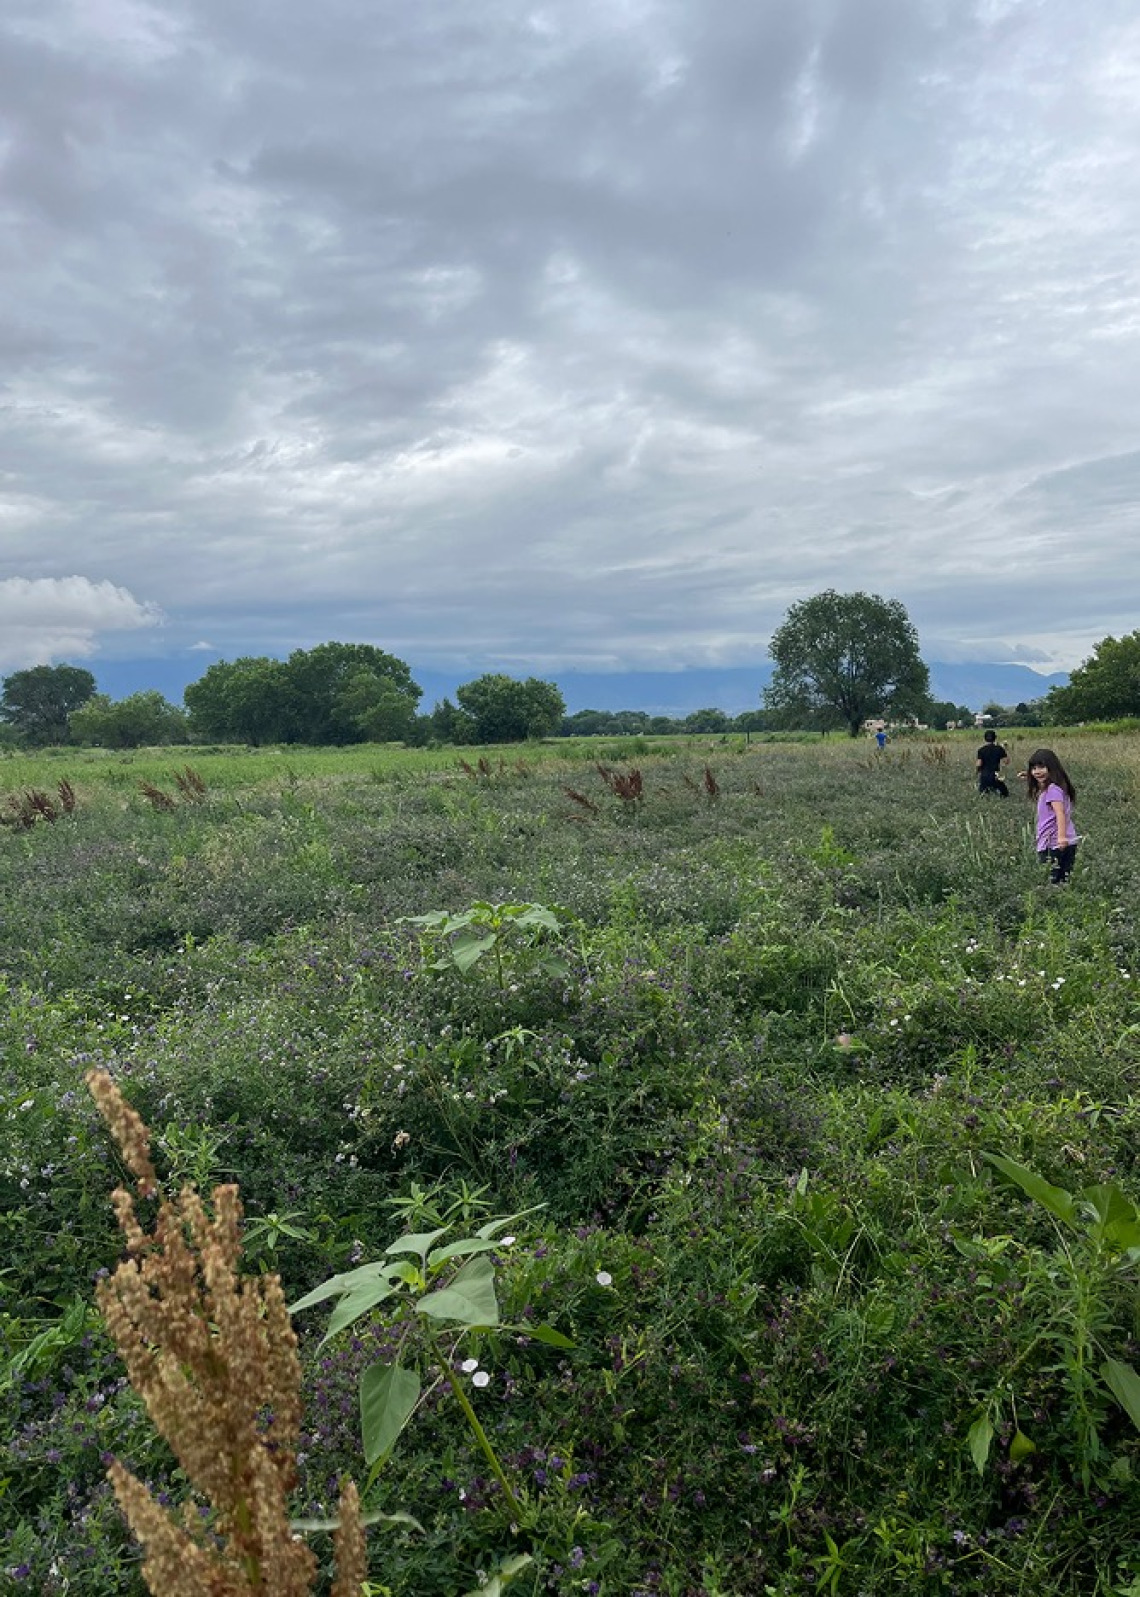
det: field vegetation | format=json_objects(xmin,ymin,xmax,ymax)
[{"xmin": 2, "ymin": 729, "xmax": 1139, "ymax": 1594}]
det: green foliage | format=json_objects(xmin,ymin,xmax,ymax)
[
  {"xmin": 184, "ymin": 655, "xmax": 295, "ymax": 744},
  {"xmin": 764, "ymin": 589, "xmax": 930, "ymax": 736},
  {"xmin": 402, "ymin": 901, "xmax": 569, "ymax": 989},
  {"xmin": 3, "ymin": 732, "xmax": 1140, "ymax": 1593},
  {"xmin": 183, "ymin": 642, "xmax": 422, "ymax": 746},
  {"xmin": 0, "ymin": 663, "xmax": 97, "ymax": 745},
  {"xmin": 340, "ymin": 672, "xmax": 421, "ymax": 743},
  {"xmin": 455, "ymin": 674, "xmax": 566, "ymax": 743},
  {"xmin": 924, "ymin": 698, "xmax": 974, "ymax": 728},
  {"xmin": 683, "ymin": 707, "xmax": 731, "ymax": 733},
  {"xmin": 70, "ymin": 690, "xmax": 190, "ymax": 749},
  {"xmin": 291, "ymin": 1205, "xmax": 568, "ymax": 1521},
  {"xmin": 561, "ymin": 709, "xmax": 653, "ymax": 737},
  {"xmin": 1047, "ymin": 631, "xmax": 1140, "ymax": 724},
  {"xmin": 286, "ymin": 641, "xmax": 422, "ymax": 746},
  {"xmin": 977, "ymin": 699, "xmax": 1047, "ymax": 728},
  {"xmin": 967, "ymin": 1153, "xmax": 1140, "ymax": 1483}
]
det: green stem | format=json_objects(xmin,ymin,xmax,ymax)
[{"xmin": 429, "ymin": 1330, "xmax": 528, "ymax": 1524}]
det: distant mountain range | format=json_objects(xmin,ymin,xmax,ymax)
[{"xmin": 89, "ymin": 657, "xmax": 1067, "ymax": 719}]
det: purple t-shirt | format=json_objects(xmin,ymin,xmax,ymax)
[{"xmin": 1036, "ymin": 783, "xmax": 1075, "ymax": 850}]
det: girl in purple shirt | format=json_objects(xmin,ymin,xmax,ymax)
[{"xmin": 1021, "ymin": 748, "xmax": 1078, "ymax": 884}]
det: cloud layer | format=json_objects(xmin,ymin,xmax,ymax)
[{"xmin": 2, "ymin": 0, "xmax": 1139, "ymax": 675}]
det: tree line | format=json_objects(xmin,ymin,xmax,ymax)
[
  {"xmin": 2, "ymin": 596, "xmax": 1136, "ymax": 750},
  {"xmin": 0, "ymin": 654, "xmax": 788, "ymax": 750}
]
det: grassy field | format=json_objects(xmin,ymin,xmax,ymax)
[{"xmin": 2, "ymin": 730, "xmax": 1139, "ymax": 1594}]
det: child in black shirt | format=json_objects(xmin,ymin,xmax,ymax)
[{"xmin": 976, "ymin": 729, "xmax": 1009, "ymax": 796}]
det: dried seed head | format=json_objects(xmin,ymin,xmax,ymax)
[
  {"xmin": 86, "ymin": 1068, "xmax": 364, "ymax": 1595},
  {"xmin": 86, "ymin": 1069, "xmax": 158, "ymax": 1197}
]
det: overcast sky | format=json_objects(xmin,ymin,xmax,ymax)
[{"xmin": 2, "ymin": 0, "xmax": 1139, "ymax": 683}]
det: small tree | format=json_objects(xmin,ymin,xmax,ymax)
[
  {"xmin": 683, "ymin": 708, "xmax": 730, "ymax": 734},
  {"xmin": 0, "ymin": 664, "xmax": 96, "ymax": 745},
  {"xmin": 763, "ymin": 591, "xmax": 930, "ymax": 737},
  {"xmin": 455, "ymin": 674, "xmax": 566, "ymax": 743}
]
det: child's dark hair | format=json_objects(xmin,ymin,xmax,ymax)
[
  {"xmin": 983, "ymin": 729, "xmax": 997, "ymax": 743},
  {"xmin": 1026, "ymin": 749, "xmax": 1076, "ymax": 803}
]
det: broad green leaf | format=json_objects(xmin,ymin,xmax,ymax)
[
  {"xmin": 450, "ymin": 932, "xmax": 497, "ymax": 973},
  {"xmin": 1009, "ymin": 1430, "xmax": 1036, "ymax": 1462},
  {"xmin": 1079, "ymin": 1184, "xmax": 1140, "ymax": 1252},
  {"xmin": 516, "ymin": 1322, "xmax": 574, "ymax": 1349},
  {"xmin": 474, "ymin": 1203, "xmax": 546, "ymax": 1241},
  {"xmin": 968, "ymin": 1414, "xmax": 994, "ymax": 1475},
  {"xmin": 291, "ymin": 1508, "xmax": 423, "ymax": 1534},
  {"xmin": 417, "ymin": 1254, "xmax": 499, "ymax": 1326},
  {"xmin": 1101, "ymin": 1358, "xmax": 1140, "ymax": 1431},
  {"xmin": 1079, "ymin": 1181, "xmax": 1139, "ymax": 1225},
  {"xmin": 385, "ymin": 1227, "xmax": 449, "ymax": 1259},
  {"xmin": 951, "ymin": 1234, "xmax": 984, "ymax": 1261},
  {"xmin": 514, "ymin": 907, "xmax": 561, "ymax": 932},
  {"xmin": 1079, "ymin": 1181, "xmax": 1140, "ymax": 1243},
  {"xmin": 1106, "ymin": 1221, "xmax": 1140, "ymax": 1253},
  {"xmin": 321, "ymin": 1279, "xmax": 401, "ymax": 1345},
  {"xmin": 290, "ymin": 1261, "xmax": 403, "ymax": 1316},
  {"xmin": 360, "ymin": 1363, "xmax": 421, "ymax": 1466},
  {"xmin": 427, "ymin": 1236, "xmax": 503, "ymax": 1269},
  {"xmin": 982, "ymin": 1153, "xmax": 1077, "ymax": 1229}
]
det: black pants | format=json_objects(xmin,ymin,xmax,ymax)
[
  {"xmin": 978, "ymin": 776, "xmax": 1009, "ymax": 797},
  {"xmin": 1038, "ymin": 844, "xmax": 1077, "ymax": 884}
]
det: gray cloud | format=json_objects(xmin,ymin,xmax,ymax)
[{"xmin": 2, "ymin": 0, "xmax": 1139, "ymax": 680}]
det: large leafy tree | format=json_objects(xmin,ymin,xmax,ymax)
[
  {"xmin": 0, "ymin": 664, "xmax": 96, "ymax": 745},
  {"xmin": 764, "ymin": 590, "xmax": 930, "ymax": 737},
  {"xmin": 184, "ymin": 643, "xmax": 422, "ymax": 745},
  {"xmin": 455, "ymin": 674, "xmax": 566, "ymax": 743},
  {"xmin": 70, "ymin": 691, "xmax": 189, "ymax": 749},
  {"xmin": 184, "ymin": 658, "xmax": 295, "ymax": 745},
  {"xmin": 286, "ymin": 643, "xmax": 421, "ymax": 744},
  {"xmin": 1045, "ymin": 631, "xmax": 1140, "ymax": 724}
]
